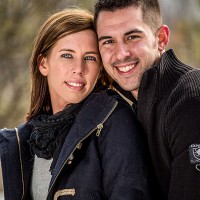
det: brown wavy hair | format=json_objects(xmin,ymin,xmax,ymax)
[{"xmin": 26, "ymin": 8, "xmax": 111, "ymax": 121}]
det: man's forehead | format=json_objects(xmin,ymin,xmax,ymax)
[
  {"xmin": 96, "ymin": 8, "xmax": 144, "ymax": 37},
  {"xmin": 96, "ymin": 6, "xmax": 143, "ymax": 27}
]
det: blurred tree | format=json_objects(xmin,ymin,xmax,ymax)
[
  {"xmin": 169, "ymin": 20, "xmax": 200, "ymax": 68},
  {"xmin": 160, "ymin": 0, "xmax": 200, "ymax": 67}
]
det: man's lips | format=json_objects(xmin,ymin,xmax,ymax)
[
  {"xmin": 117, "ymin": 64, "xmax": 135, "ymax": 73},
  {"xmin": 114, "ymin": 62, "xmax": 138, "ymax": 75}
]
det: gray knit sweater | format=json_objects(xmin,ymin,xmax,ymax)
[{"xmin": 31, "ymin": 156, "xmax": 52, "ymax": 200}]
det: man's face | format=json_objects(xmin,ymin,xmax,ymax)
[{"xmin": 97, "ymin": 6, "xmax": 162, "ymax": 98}]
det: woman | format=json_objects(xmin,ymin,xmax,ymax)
[{"xmin": 0, "ymin": 8, "xmax": 151, "ymax": 200}]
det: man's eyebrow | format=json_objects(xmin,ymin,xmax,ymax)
[
  {"xmin": 98, "ymin": 36, "xmax": 112, "ymax": 42},
  {"xmin": 98, "ymin": 29, "xmax": 143, "ymax": 42},
  {"xmin": 125, "ymin": 29, "xmax": 143, "ymax": 35}
]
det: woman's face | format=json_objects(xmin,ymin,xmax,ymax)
[{"xmin": 39, "ymin": 29, "xmax": 101, "ymax": 113}]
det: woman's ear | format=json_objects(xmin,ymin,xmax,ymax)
[
  {"xmin": 157, "ymin": 25, "xmax": 170, "ymax": 52},
  {"xmin": 38, "ymin": 54, "xmax": 49, "ymax": 76}
]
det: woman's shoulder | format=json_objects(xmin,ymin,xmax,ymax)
[
  {"xmin": 76, "ymin": 89, "xmax": 134, "ymax": 127},
  {"xmin": 0, "ymin": 127, "xmax": 16, "ymax": 136},
  {"xmin": 0, "ymin": 127, "xmax": 17, "ymax": 156},
  {"xmin": 86, "ymin": 89, "xmax": 135, "ymax": 120},
  {"xmin": 105, "ymin": 89, "xmax": 135, "ymax": 115},
  {"xmin": 0, "ymin": 123, "xmax": 32, "ymax": 141},
  {"xmin": 88, "ymin": 89, "xmax": 131, "ymax": 107}
]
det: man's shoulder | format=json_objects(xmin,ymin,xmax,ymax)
[
  {"xmin": 175, "ymin": 68, "xmax": 200, "ymax": 96},
  {"xmin": 165, "ymin": 68, "xmax": 200, "ymax": 113}
]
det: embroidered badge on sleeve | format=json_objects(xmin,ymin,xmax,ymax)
[{"xmin": 189, "ymin": 144, "xmax": 200, "ymax": 171}]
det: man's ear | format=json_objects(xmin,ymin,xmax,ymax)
[
  {"xmin": 38, "ymin": 54, "xmax": 49, "ymax": 76},
  {"xmin": 157, "ymin": 25, "xmax": 170, "ymax": 52}
]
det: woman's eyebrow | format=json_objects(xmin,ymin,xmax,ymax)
[{"xmin": 59, "ymin": 49, "xmax": 75, "ymax": 52}]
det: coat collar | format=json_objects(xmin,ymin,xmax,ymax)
[{"xmin": 48, "ymin": 91, "xmax": 118, "ymax": 196}]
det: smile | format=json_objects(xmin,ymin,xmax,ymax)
[
  {"xmin": 117, "ymin": 65, "xmax": 135, "ymax": 73},
  {"xmin": 66, "ymin": 82, "xmax": 84, "ymax": 87}
]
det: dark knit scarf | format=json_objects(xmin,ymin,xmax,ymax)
[{"xmin": 28, "ymin": 103, "xmax": 82, "ymax": 172}]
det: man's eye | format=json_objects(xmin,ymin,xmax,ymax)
[
  {"xmin": 61, "ymin": 54, "xmax": 73, "ymax": 58},
  {"xmin": 103, "ymin": 40, "xmax": 114, "ymax": 45},
  {"xmin": 85, "ymin": 56, "xmax": 97, "ymax": 61},
  {"xmin": 127, "ymin": 35, "xmax": 139, "ymax": 40}
]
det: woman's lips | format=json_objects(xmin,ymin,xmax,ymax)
[{"xmin": 64, "ymin": 81, "xmax": 85, "ymax": 90}]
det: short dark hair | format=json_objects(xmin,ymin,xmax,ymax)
[{"xmin": 94, "ymin": 0, "xmax": 162, "ymax": 32}]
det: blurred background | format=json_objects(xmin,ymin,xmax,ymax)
[{"xmin": 0, "ymin": 0, "xmax": 200, "ymax": 195}]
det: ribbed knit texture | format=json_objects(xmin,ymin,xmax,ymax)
[{"xmin": 137, "ymin": 49, "xmax": 200, "ymax": 200}]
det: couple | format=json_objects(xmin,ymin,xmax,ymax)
[{"xmin": 1, "ymin": 0, "xmax": 200, "ymax": 199}]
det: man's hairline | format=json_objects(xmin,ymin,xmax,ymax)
[
  {"xmin": 94, "ymin": 5, "xmax": 140, "ymax": 28},
  {"xmin": 95, "ymin": 5, "xmax": 159, "ymax": 34}
]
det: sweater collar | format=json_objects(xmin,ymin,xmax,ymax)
[
  {"xmin": 111, "ymin": 49, "xmax": 192, "ymax": 104},
  {"xmin": 156, "ymin": 49, "xmax": 192, "ymax": 98},
  {"xmin": 138, "ymin": 49, "xmax": 193, "ymax": 101},
  {"xmin": 137, "ymin": 49, "xmax": 193, "ymax": 124}
]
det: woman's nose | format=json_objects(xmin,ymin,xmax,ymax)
[{"xmin": 72, "ymin": 60, "xmax": 85, "ymax": 75}]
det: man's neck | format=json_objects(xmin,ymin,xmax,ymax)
[{"xmin": 131, "ymin": 90, "xmax": 138, "ymax": 101}]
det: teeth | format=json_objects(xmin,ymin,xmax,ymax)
[
  {"xmin": 67, "ymin": 82, "xmax": 83, "ymax": 87},
  {"xmin": 118, "ymin": 65, "xmax": 134, "ymax": 72}
]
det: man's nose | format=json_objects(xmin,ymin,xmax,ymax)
[{"xmin": 114, "ymin": 42, "xmax": 131, "ymax": 61}]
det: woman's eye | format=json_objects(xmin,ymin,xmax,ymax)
[
  {"xmin": 61, "ymin": 54, "xmax": 73, "ymax": 59},
  {"xmin": 84, "ymin": 56, "xmax": 97, "ymax": 61}
]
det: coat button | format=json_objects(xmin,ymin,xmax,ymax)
[
  {"xmin": 67, "ymin": 160, "xmax": 72, "ymax": 165},
  {"xmin": 76, "ymin": 142, "xmax": 82, "ymax": 150},
  {"xmin": 67, "ymin": 154, "xmax": 74, "ymax": 164}
]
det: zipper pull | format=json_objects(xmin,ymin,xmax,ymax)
[{"xmin": 96, "ymin": 124, "xmax": 103, "ymax": 137}]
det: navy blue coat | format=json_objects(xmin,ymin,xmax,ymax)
[{"xmin": 0, "ymin": 90, "xmax": 151, "ymax": 200}]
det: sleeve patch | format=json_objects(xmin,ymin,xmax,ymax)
[
  {"xmin": 189, "ymin": 144, "xmax": 200, "ymax": 171},
  {"xmin": 189, "ymin": 144, "xmax": 200, "ymax": 166}
]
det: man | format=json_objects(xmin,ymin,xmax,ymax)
[{"xmin": 94, "ymin": 0, "xmax": 200, "ymax": 200}]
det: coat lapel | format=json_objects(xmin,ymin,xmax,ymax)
[{"xmin": 48, "ymin": 92, "xmax": 117, "ymax": 194}]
